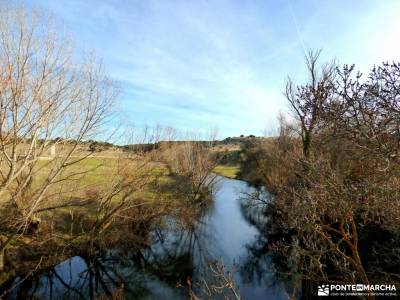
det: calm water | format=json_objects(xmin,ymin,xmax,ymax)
[{"xmin": 3, "ymin": 177, "xmax": 290, "ymax": 299}]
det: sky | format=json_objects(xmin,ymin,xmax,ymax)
[{"xmin": 24, "ymin": 0, "xmax": 400, "ymax": 138}]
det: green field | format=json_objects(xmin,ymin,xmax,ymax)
[{"xmin": 213, "ymin": 165, "xmax": 240, "ymax": 179}]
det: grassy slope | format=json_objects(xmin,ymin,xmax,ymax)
[{"xmin": 213, "ymin": 165, "xmax": 240, "ymax": 179}]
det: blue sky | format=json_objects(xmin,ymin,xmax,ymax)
[{"xmin": 25, "ymin": 0, "xmax": 400, "ymax": 138}]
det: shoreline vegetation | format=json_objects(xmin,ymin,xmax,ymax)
[
  {"xmin": 0, "ymin": 5, "xmax": 225, "ymax": 296},
  {"xmin": 236, "ymin": 52, "xmax": 400, "ymax": 298},
  {"xmin": 1, "ymin": 3, "xmax": 399, "ymax": 300}
]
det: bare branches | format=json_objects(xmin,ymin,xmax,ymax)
[
  {"xmin": 242, "ymin": 54, "xmax": 400, "ymax": 294},
  {"xmin": 179, "ymin": 261, "xmax": 242, "ymax": 300},
  {"xmin": 285, "ymin": 50, "xmax": 336, "ymax": 158},
  {"xmin": 0, "ymin": 3, "xmax": 118, "ymax": 230},
  {"xmin": 0, "ymin": 4, "xmax": 121, "ymax": 276}
]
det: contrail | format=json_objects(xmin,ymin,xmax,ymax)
[{"xmin": 287, "ymin": 0, "xmax": 307, "ymax": 55}]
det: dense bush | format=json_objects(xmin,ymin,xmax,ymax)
[{"xmin": 243, "ymin": 54, "xmax": 400, "ymax": 296}]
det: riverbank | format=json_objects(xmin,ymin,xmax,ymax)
[{"xmin": 1, "ymin": 177, "xmax": 289, "ymax": 300}]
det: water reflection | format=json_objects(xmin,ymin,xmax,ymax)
[
  {"xmin": 238, "ymin": 188, "xmax": 298, "ymax": 299},
  {"xmin": 2, "ymin": 177, "xmax": 292, "ymax": 300}
]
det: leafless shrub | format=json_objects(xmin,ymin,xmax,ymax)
[
  {"xmin": 157, "ymin": 130, "xmax": 219, "ymax": 203},
  {"xmin": 178, "ymin": 261, "xmax": 242, "ymax": 300},
  {"xmin": 245, "ymin": 53, "xmax": 400, "ymax": 297}
]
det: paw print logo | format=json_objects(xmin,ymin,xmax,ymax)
[{"xmin": 318, "ymin": 284, "xmax": 330, "ymax": 296}]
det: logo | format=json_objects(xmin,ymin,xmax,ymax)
[
  {"xmin": 356, "ymin": 284, "xmax": 363, "ymax": 291},
  {"xmin": 318, "ymin": 285, "xmax": 330, "ymax": 296},
  {"xmin": 317, "ymin": 283, "xmax": 397, "ymax": 297}
]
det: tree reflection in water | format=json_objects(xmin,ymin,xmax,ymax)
[
  {"xmin": 1, "ymin": 177, "xmax": 292, "ymax": 300},
  {"xmin": 1, "ymin": 208, "xmax": 216, "ymax": 300},
  {"xmin": 238, "ymin": 190, "xmax": 299, "ymax": 299}
]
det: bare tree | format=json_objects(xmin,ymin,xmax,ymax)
[
  {"xmin": 0, "ymin": 3, "xmax": 118, "ymax": 267},
  {"xmin": 285, "ymin": 50, "xmax": 336, "ymax": 158},
  {"xmin": 158, "ymin": 130, "xmax": 219, "ymax": 203}
]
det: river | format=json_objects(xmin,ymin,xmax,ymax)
[{"xmin": 3, "ymin": 177, "xmax": 290, "ymax": 299}]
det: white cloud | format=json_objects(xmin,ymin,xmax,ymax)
[{"xmin": 26, "ymin": 0, "xmax": 400, "ymax": 137}]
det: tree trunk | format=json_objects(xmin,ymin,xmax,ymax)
[
  {"xmin": 0, "ymin": 247, "xmax": 4, "ymax": 272},
  {"xmin": 302, "ymin": 131, "xmax": 311, "ymax": 159}
]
